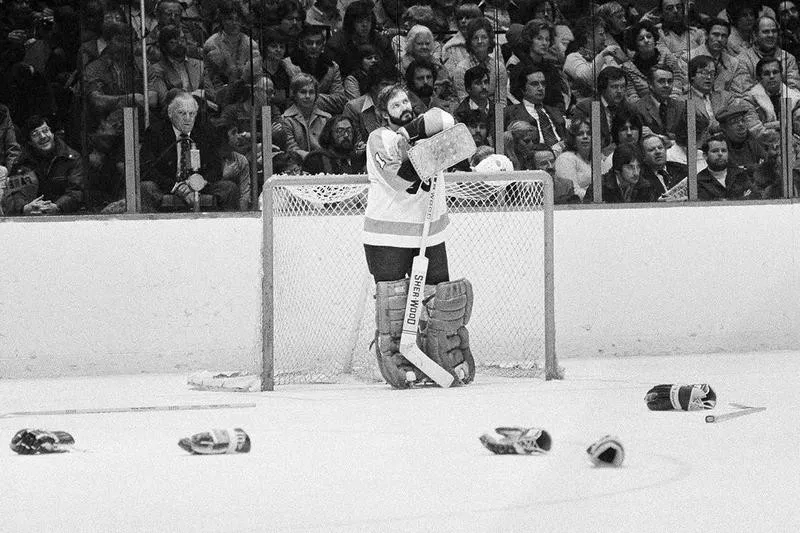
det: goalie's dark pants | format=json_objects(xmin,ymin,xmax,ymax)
[{"xmin": 364, "ymin": 243, "xmax": 450, "ymax": 285}]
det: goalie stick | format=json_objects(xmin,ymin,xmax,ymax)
[
  {"xmin": 705, "ymin": 403, "xmax": 766, "ymax": 423},
  {"xmin": 0, "ymin": 403, "xmax": 256, "ymax": 419},
  {"xmin": 398, "ymin": 123, "xmax": 477, "ymax": 387},
  {"xmin": 398, "ymin": 171, "xmax": 455, "ymax": 388}
]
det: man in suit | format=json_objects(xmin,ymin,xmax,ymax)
[
  {"xmin": 504, "ymin": 63, "xmax": 567, "ymax": 155},
  {"xmin": 572, "ymin": 66, "xmax": 630, "ymax": 150},
  {"xmin": 453, "ymin": 65, "xmax": 494, "ymax": 127},
  {"xmin": 139, "ymin": 91, "xmax": 238, "ymax": 212},
  {"xmin": 149, "ymin": 25, "xmax": 214, "ymax": 110},
  {"xmin": 640, "ymin": 133, "xmax": 687, "ymax": 196},
  {"xmin": 681, "ymin": 18, "xmax": 740, "ymax": 92},
  {"xmin": 688, "ymin": 55, "xmax": 755, "ymax": 141},
  {"xmin": 633, "ymin": 66, "xmax": 687, "ymax": 145},
  {"xmin": 342, "ymin": 62, "xmax": 399, "ymax": 148}
]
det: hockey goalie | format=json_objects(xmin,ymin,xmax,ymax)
[{"xmin": 363, "ymin": 85, "xmax": 477, "ymax": 388}]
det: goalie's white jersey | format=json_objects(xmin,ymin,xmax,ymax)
[{"xmin": 363, "ymin": 126, "xmax": 449, "ymax": 248}]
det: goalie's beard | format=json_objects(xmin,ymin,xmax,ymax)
[{"xmin": 389, "ymin": 109, "xmax": 414, "ymax": 127}]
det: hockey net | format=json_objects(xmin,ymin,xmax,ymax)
[{"xmin": 254, "ymin": 170, "xmax": 556, "ymax": 390}]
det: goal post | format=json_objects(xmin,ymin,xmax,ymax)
[{"xmin": 259, "ymin": 170, "xmax": 558, "ymax": 391}]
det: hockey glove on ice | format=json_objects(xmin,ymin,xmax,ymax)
[{"xmin": 645, "ymin": 383, "xmax": 717, "ymax": 411}]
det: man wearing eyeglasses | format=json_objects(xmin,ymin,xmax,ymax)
[
  {"xmin": 688, "ymin": 55, "xmax": 755, "ymax": 142},
  {"xmin": 681, "ymin": 18, "xmax": 740, "ymax": 92},
  {"xmin": 1, "ymin": 116, "xmax": 85, "ymax": 216},
  {"xmin": 302, "ymin": 115, "xmax": 366, "ymax": 174}
]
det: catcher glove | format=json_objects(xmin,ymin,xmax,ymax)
[{"xmin": 479, "ymin": 426, "xmax": 552, "ymax": 455}]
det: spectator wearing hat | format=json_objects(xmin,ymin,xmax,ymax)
[
  {"xmin": 688, "ymin": 55, "xmax": 754, "ymax": 141},
  {"xmin": 732, "ymin": 15, "xmax": 800, "ymax": 94},
  {"xmin": 696, "ymin": 133, "xmax": 752, "ymax": 200},
  {"xmin": 284, "ymin": 23, "xmax": 347, "ymax": 115},
  {"xmin": 149, "ymin": 25, "xmax": 213, "ymax": 110},
  {"xmin": 2, "ymin": 115, "xmax": 85, "ymax": 215},
  {"xmin": 716, "ymin": 100, "xmax": 766, "ymax": 176},
  {"xmin": 745, "ymin": 56, "xmax": 800, "ymax": 138}
]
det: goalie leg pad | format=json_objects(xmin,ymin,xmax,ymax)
[
  {"xmin": 374, "ymin": 279, "xmax": 419, "ymax": 388},
  {"xmin": 422, "ymin": 279, "xmax": 475, "ymax": 383}
]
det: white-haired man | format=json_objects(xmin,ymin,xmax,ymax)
[
  {"xmin": 139, "ymin": 91, "xmax": 238, "ymax": 212},
  {"xmin": 365, "ymin": 84, "xmax": 475, "ymax": 389}
]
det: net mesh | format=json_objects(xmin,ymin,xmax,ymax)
[{"xmin": 267, "ymin": 172, "xmax": 551, "ymax": 385}]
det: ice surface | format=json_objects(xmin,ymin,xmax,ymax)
[{"xmin": 1, "ymin": 351, "xmax": 798, "ymax": 532}]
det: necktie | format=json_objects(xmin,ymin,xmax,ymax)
[
  {"xmin": 179, "ymin": 134, "xmax": 191, "ymax": 180},
  {"xmin": 536, "ymin": 105, "xmax": 560, "ymax": 149},
  {"xmin": 704, "ymin": 95, "xmax": 714, "ymax": 120},
  {"xmin": 659, "ymin": 102, "xmax": 668, "ymax": 129},
  {"xmin": 658, "ymin": 169, "xmax": 672, "ymax": 192}
]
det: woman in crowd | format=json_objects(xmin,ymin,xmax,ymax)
[
  {"xmin": 441, "ymin": 2, "xmax": 483, "ymax": 69},
  {"xmin": 507, "ymin": 18, "xmax": 569, "ymax": 110},
  {"xmin": 503, "ymin": 120, "xmax": 539, "ymax": 170},
  {"xmin": 281, "ymin": 73, "xmax": 331, "ymax": 160},
  {"xmin": 263, "ymin": 28, "xmax": 293, "ymax": 112},
  {"xmin": 621, "ymin": 20, "xmax": 684, "ymax": 103},
  {"xmin": 343, "ymin": 44, "xmax": 382, "ymax": 100},
  {"xmin": 564, "ymin": 16, "xmax": 627, "ymax": 99},
  {"xmin": 584, "ymin": 142, "xmax": 659, "ymax": 203},
  {"xmin": 555, "ymin": 117, "xmax": 593, "ymax": 200},
  {"xmin": 602, "ymin": 109, "xmax": 643, "ymax": 173},
  {"xmin": 203, "ymin": 2, "xmax": 262, "ymax": 104},
  {"xmin": 398, "ymin": 24, "xmax": 449, "ymax": 86},
  {"xmin": 327, "ymin": 0, "xmax": 392, "ymax": 77},
  {"xmin": 726, "ymin": 1, "xmax": 758, "ymax": 54},
  {"xmin": 451, "ymin": 17, "xmax": 507, "ymax": 105},
  {"xmin": 516, "ymin": 0, "xmax": 573, "ymax": 61}
]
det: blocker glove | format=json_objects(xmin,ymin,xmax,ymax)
[
  {"xmin": 645, "ymin": 383, "xmax": 717, "ymax": 411},
  {"xmin": 10, "ymin": 429, "xmax": 75, "ymax": 454},
  {"xmin": 479, "ymin": 426, "xmax": 552, "ymax": 455}
]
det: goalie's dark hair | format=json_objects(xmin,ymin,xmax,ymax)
[{"xmin": 375, "ymin": 83, "xmax": 407, "ymax": 117}]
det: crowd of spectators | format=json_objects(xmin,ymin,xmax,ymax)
[{"xmin": 3, "ymin": 0, "xmax": 800, "ymax": 215}]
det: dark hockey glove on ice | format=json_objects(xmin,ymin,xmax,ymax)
[
  {"xmin": 645, "ymin": 383, "xmax": 717, "ymax": 411},
  {"xmin": 479, "ymin": 426, "xmax": 552, "ymax": 455},
  {"xmin": 10, "ymin": 429, "xmax": 75, "ymax": 454}
]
